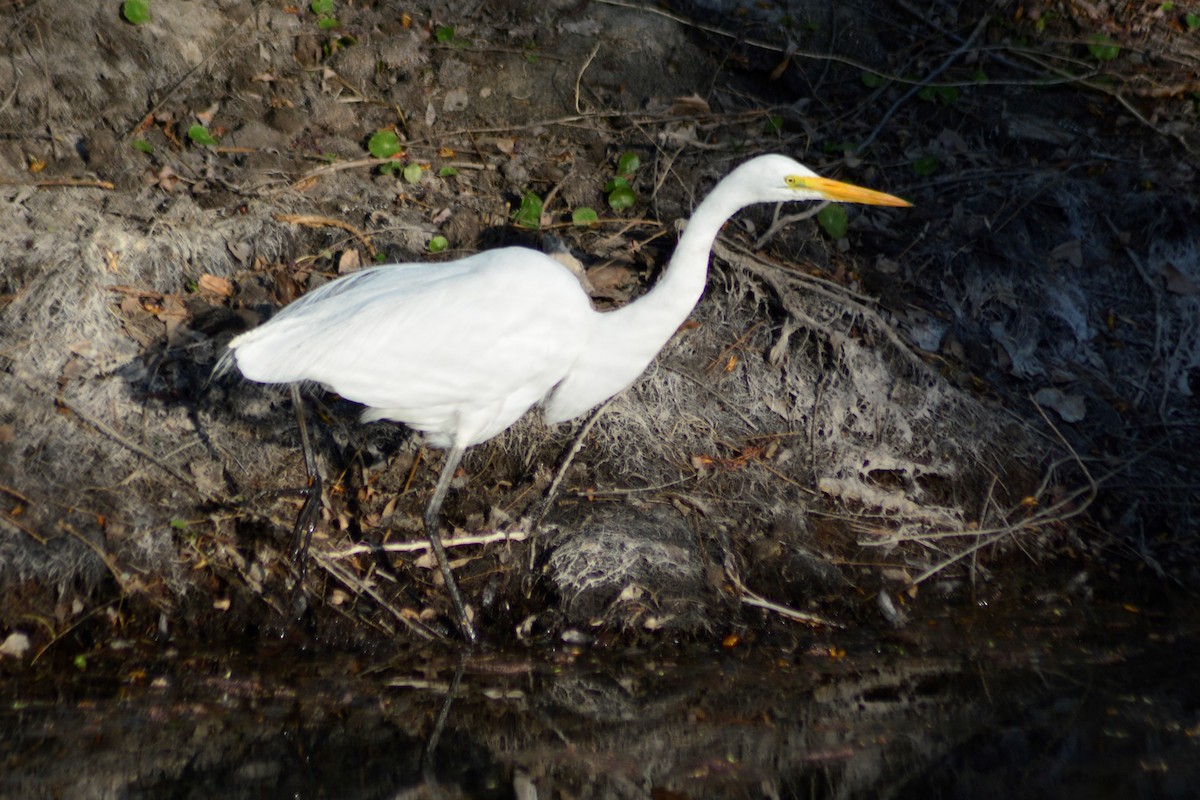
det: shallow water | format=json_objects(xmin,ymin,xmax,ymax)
[{"xmin": 2, "ymin": 593, "xmax": 1196, "ymax": 800}]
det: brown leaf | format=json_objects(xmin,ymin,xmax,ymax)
[
  {"xmin": 670, "ymin": 94, "xmax": 710, "ymax": 115},
  {"xmin": 197, "ymin": 274, "xmax": 234, "ymax": 298},
  {"xmin": 1162, "ymin": 263, "xmax": 1200, "ymax": 295}
]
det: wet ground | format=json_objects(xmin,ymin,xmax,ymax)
[{"xmin": 4, "ymin": 583, "xmax": 1198, "ymax": 799}]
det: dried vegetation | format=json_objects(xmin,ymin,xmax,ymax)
[{"xmin": 1, "ymin": 0, "xmax": 1198, "ymax": 652}]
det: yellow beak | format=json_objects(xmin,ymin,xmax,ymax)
[{"xmin": 799, "ymin": 176, "xmax": 912, "ymax": 207}]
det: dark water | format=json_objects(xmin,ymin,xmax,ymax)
[{"xmin": 2, "ymin": 594, "xmax": 1196, "ymax": 800}]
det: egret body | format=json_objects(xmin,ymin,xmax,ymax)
[{"xmin": 221, "ymin": 154, "xmax": 910, "ymax": 642}]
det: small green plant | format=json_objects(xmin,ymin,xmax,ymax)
[
  {"xmin": 605, "ymin": 151, "xmax": 640, "ymax": 210},
  {"xmin": 1186, "ymin": 12, "xmax": 1200, "ymax": 30},
  {"xmin": 918, "ymin": 84, "xmax": 959, "ymax": 105},
  {"xmin": 437, "ymin": 165, "xmax": 458, "ymax": 177},
  {"xmin": 122, "ymin": 0, "xmax": 150, "ymax": 24},
  {"xmin": 427, "ymin": 235, "xmax": 449, "ymax": 253},
  {"xmin": 572, "ymin": 207, "xmax": 599, "ymax": 227},
  {"xmin": 817, "ymin": 204, "xmax": 848, "ymax": 240},
  {"xmin": 764, "ymin": 115, "xmax": 784, "ymax": 135},
  {"xmin": 131, "ymin": 139, "xmax": 153, "ymax": 154},
  {"xmin": 311, "ymin": 0, "xmax": 338, "ymax": 29},
  {"xmin": 912, "ymin": 155, "xmax": 940, "ymax": 176},
  {"xmin": 368, "ymin": 130, "xmax": 403, "ymax": 159},
  {"xmin": 513, "ymin": 191, "xmax": 543, "ymax": 229},
  {"xmin": 433, "ymin": 25, "xmax": 470, "ymax": 46},
  {"xmin": 368, "ymin": 129, "xmax": 405, "ymax": 175},
  {"xmin": 187, "ymin": 124, "xmax": 219, "ymax": 147},
  {"xmin": 1087, "ymin": 35, "xmax": 1120, "ymax": 60},
  {"xmin": 402, "ymin": 163, "xmax": 423, "ymax": 183},
  {"xmin": 861, "ymin": 71, "xmax": 884, "ymax": 88}
]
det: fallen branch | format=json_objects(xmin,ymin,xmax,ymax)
[{"xmin": 327, "ymin": 529, "xmax": 530, "ymax": 559}]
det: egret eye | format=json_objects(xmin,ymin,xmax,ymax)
[{"xmin": 785, "ymin": 175, "xmax": 803, "ymax": 188}]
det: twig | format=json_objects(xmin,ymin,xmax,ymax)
[
  {"xmin": 274, "ymin": 213, "xmax": 377, "ymax": 258},
  {"xmin": 535, "ymin": 399, "xmax": 613, "ymax": 529},
  {"xmin": 726, "ymin": 568, "xmax": 843, "ymax": 628},
  {"xmin": 575, "ymin": 42, "xmax": 601, "ymax": 114},
  {"xmin": 856, "ymin": 13, "xmax": 992, "ymax": 156},
  {"xmin": 327, "ymin": 529, "xmax": 530, "ymax": 559},
  {"xmin": 50, "ymin": 390, "xmax": 205, "ymax": 498},
  {"xmin": 0, "ymin": 178, "xmax": 115, "ymax": 190},
  {"xmin": 0, "ymin": 510, "xmax": 46, "ymax": 544},
  {"xmin": 311, "ymin": 550, "xmax": 439, "ymax": 641}
]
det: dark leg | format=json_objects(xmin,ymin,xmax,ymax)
[
  {"xmin": 289, "ymin": 383, "xmax": 322, "ymax": 587},
  {"xmin": 424, "ymin": 445, "xmax": 478, "ymax": 644}
]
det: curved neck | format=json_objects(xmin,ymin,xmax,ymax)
[{"xmin": 606, "ymin": 179, "xmax": 751, "ymax": 348}]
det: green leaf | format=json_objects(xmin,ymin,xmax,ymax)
[
  {"xmin": 367, "ymin": 129, "xmax": 402, "ymax": 159},
  {"xmin": 764, "ymin": 115, "xmax": 784, "ymax": 134},
  {"xmin": 1161, "ymin": 2, "xmax": 1175, "ymax": 10},
  {"xmin": 1187, "ymin": 12, "xmax": 1200, "ymax": 30},
  {"xmin": 122, "ymin": 0, "xmax": 151, "ymax": 24},
  {"xmin": 74, "ymin": 655, "xmax": 87, "ymax": 671},
  {"xmin": 616, "ymin": 151, "xmax": 640, "ymax": 177},
  {"xmin": 402, "ymin": 163, "xmax": 423, "ymax": 183},
  {"xmin": 427, "ymin": 235, "xmax": 449, "ymax": 253},
  {"xmin": 434, "ymin": 25, "xmax": 456, "ymax": 43},
  {"xmin": 311, "ymin": 0, "xmax": 333, "ymax": 14},
  {"xmin": 1087, "ymin": 35, "xmax": 1120, "ymax": 61},
  {"xmin": 317, "ymin": 16, "xmax": 339, "ymax": 29},
  {"xmin": 603, "ymin": 176, "xmax": 629, "ymax": 193},
  {"xmin": 437, "ymin": 166, "xmax": 458, "ymax": 177},
  {"xmin": 187, "ymin": 124, "xmax": 219, "ymax": 147},
  {"xmin": 912, "ymin": 155, "xmax": 940, "ymax": 176},
  {"xmin": 131, "ymin": 139, "xmax": 153, "ymax": 154},
  {"xmin": 607, "ymin": 185, "xmax": 637, "ymax": 210},
  {"xmin": 572, "ymin": 207, "xmax": 599, "ymax": 227},
  {"xmin": 379, "ymin": 162, "xmax": 401, "ymax": 176},
  {"xmin": 513, "ymin": 191, "xmax": 543, "ymax": 228},
  {"xmin": 861, "ymin": 71, "xmax": 883, "ymax": 88},
  {"xmin": 817, "ymin": 204, "xmax": 848, "ymax": 239}
]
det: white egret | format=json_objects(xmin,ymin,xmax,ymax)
[{"xmin": 219, "ymin": 154, "xmax": 910, "ymax": 643}]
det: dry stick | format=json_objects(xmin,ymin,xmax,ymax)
[
  {"xmin": 534, "ymin": 398, "xmax": 615, "ymax": 531},
  {"xmin": 1102, "ymin": 214, "xmax": 1166, "ymax": 414},
  {"xmin": 0, "ymin": 510, "xmax": 46, "ymax": 545},
  {"xmin": 856, "ymin": 13, "xmax": 992, "ymax": 156},
  {"xmin": 725, "ymin": 565, "xmax": 843, "ymax": 628},
  {"xmin": 274, "ymin": 213, "xmax": 376, "ymax": 259},
  {"xmin": 575, "ymin": 41, "xmax": 602, "ymax": 114},
  {"xmin": 311, "ymin": 550, "xmax": 438, "ymax": 641},
  {"xmin": 329, "ymin": 529, "xmax": 530, "ymax": 559},
  {"xmin": 0, "ymin": 178, "xmax": 115, "ymax": 190},
  {"xmin": 52, "ymin": 390, "xmax": 206, "ymax": 498}
]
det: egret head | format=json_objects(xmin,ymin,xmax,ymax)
[{"xmin": 731, "ymin": 154, "xmax": 912, "ymax": 208}]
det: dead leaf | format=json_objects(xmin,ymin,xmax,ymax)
[
  {"xmin": 198, "ymin": 273, "xmax": 234, "ymax": 298},
  {"xmin": 1033, "ymin": 387, "xmax": 1086, "ymax": 423},
  {"xmin": 1162, "ymin": 263, "xmax": 1200, "ymax": 295},
  {"xmin": 338, "ymin": 248, "xmax": 361, "ymax": 273},
  {"xmin": 670, "ymin": 94, "xmax": 710, "ymax": 115},
  {"xmin": 1049, "ymin": 239, "xmax": 1083, "ymax": 268}
]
